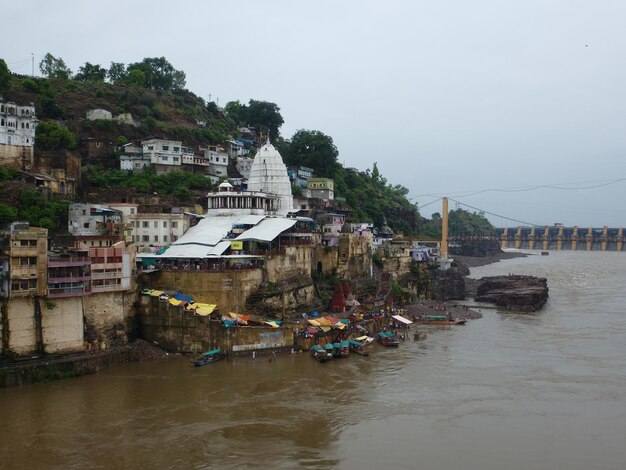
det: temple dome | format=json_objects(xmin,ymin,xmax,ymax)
[{"xmin": 247, "ymin": 141, "xmax": 294, "ymax": 215}]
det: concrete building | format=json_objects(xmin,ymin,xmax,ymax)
[
  {"xmin": 0, "ymin": 99, "xmax": 36, "ymax": 170},
  {"xmin": 288, "ymin": 166, "xmax": 314, "ymax": 188},
  {"xmin": 69, "ymin": 204, "xmax": 124, "ymax": 236},
  {"xmin": 87, "ymin": 240, "xmax": 133, "ymax": 293},
  {"xmin": 142, "ymin": 138, "xmax": 183, "ymax": 169},
  {"xmin": 128, "ymin": 210, "xmax": 190, "ymax": 251},
  {"xmin": 119, "ymin": 142, "xmax": 150, "ymax": 171},
  {"xmin": 304, "ymin": 178, "xmax": 334, "ymax": 200},
  {"xmin": 0, "ymin": 222, "xmax": 48, "ymax": 299},
  {"xmin": 47, "ymin": 250, "xmax": 92, "ymax": 298},
  {"xmin": 318, "ymin": 213, "xmax": 345, "ymax": 246},
  {"xmin": 202, "ymin": 145, "xmax": 229, "ymax": 178}
]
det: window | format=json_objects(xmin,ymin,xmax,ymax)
[
  {"xmin": 223, "ymin": 158, "xmax": 227, "ymax": 163},
  {"xmin": 130, "ymin": 208, "xmax": 135, "ymax": 214},
  {"xmin": 148, "ymin": 145, "xmax": 154, "ymax": 150},
  {"xmin": 173, "ymin": 147, "xmax": 180, "ymax": 152},
  {"xmin": 153, "ymin": 221, "xmax": 158, "ymax": 228},
  {"xmin": 162, "ymin": 145, "xmax": 169, "ymax": 151},
  {"xmin": 142, "ymin": 235, "xmax": 149, "ymax": 242},
  {"xmin": 161, "ymin": 156, "xmax": 168, "ymax": 162},
  {"xmin": 83, "ymin": 222, "xmax": 90, "ymax": 228},
  {"xmin": 163, "ymin": 235, "xmax": 168, "ymax": 242},
  {"xmin": 173, "ymin": 157, "xmax": 179, "ymax": 162},
  {"xmin": 154, "ymin": 235, "xmax": 159, "ymax": 242},
  {"xmin": 142, "ymin": 221, "xmax": 149, "ymax": 228},
  {"xmin": 172, "ymin": 222, "xmax": 178, "ymax": 229},
  {"xmin": 163, "ymin": 221, "xmax": 168, "ymax": 228}
]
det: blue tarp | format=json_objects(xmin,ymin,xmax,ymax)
[{"xmin": 173, "ymin": 293, "xmax": 193, "ymax": 302}]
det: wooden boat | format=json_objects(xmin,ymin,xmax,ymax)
[
  {"xmin": 324, "ymin": 343, "xmax": 335, "ymax": 360},
  {"xmin": 193, "ymin": 349, "xmax": 225, "ymax": 366},
  {"xmin": 348, "ymin": 339, "xmax": 369, "ymax": 356},
  {"xmin": 339, "ymin": 340, "xmax": 350, "ymax": 357},
  {"xmin": 376, "ymin": 331, "xmax": 399, "ymax": 347},
  {"xmin": 311, "ymin": 345, "xmax": 332, "ymax": 363},
  {"xmin": 414, "ymin": 331, "xmax": 427, "ymax": 341}
]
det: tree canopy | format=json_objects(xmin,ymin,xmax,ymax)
[
  {"xmin": 39, "ymin": 53, "xmax": 72, "ymax": 79},
  {"xmin": 74, "ymin": 62, "xmax": 107, "ymax": 82},
  {"xmin": 224, "ymin": 99, "xmax": 284, "ymax": 140},
  {"xmin": 0, "ymin": 58, "xmax": 10, "ymax": 94},
  {"xmin": 126, "ymin": 57, "xmax": 186, "ymax": 91},
  {"xmin": 35, "ymin": 121, "xmax": 77, "ymax": 150},
  {"xmin": 280, "ymin": 129, "xmax": 339, "ymax": 178}
]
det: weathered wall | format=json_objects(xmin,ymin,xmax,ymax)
[
  {"xmin": 5, "ymin": 298, "xmax": 37, "ymax": 354},
  {"xmin": 83, "ymin": 291, "xmax": 135, "ymax": 349},
  {"xmin": 141, "ymin": 269, "xmax": 264, "ymax": 312},
  {"xmin": 1, "ymin": 297, "xmax": 85, "ymax": 355},
  {"xmin": 42, "ymin": 297, "xmax": 84, "ymax": 353},
  {"xmin": 138, "ymin": 296, "xmax": 293, "ymax": 354},
  {"xmin": 377, "ymin": 243, "xmax": 413, "ymax": 279},
  {"xmin": 265, "ymin": 246, "xmax": 313, "ymax": 283},
  {"xmin": 0, "ymin": 144, "xmax": 32, "ymax": 170},
  {"xmin": 337, "ymin": 233, "xmax": 373, "ymax": 279},
  {"xmin": 312, "ymin": 246, "xmax": 338, "ymax": 277}
]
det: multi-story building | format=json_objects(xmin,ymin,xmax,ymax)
[
  {"xmin": 47, "ymin": 250, "xmax": 92, "ymax": 298},
  {"xmin": 142, "ymin": 138, "xmax": 183, "ymax": 169},
  {"xmin": 288, "ymin": 166, "xmax": 314, "ymax": 188},
  {"xmin": 128, "ymin": 210, "xmax": 190, "ymax": 251},
  {"xmin": 304, "ymin": 178, "xmax": 334, "ymax": 200},
  {"xmin": 88, "ymin": 240, "xmax": 133, "ymax": 293},
  {"xmin": 202, "ymin": 145, "xmax": 229, "ymax": 178},
  {"xmin": 120, "ymin": 141, "xmax": 150, "ymax": 171},
  {"xmin": 0, "ymin": 222, "xmax": 48, "ymax": 299},
  {"xmin": 318, "ymin": 213, "xmax": 345, "ymax": 246},
  {"xmin": 68, "ymin": 203, "xmax": 129, "ymax": 237},
  {"xmin": 0, "ymin": 100, "xmax": 36, "ymax": 147}
]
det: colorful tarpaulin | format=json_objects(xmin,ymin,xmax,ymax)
[
  {"xmin": 149, "ymin": 290, "xmax": 164, "ymax": 297},
  {"xmin": 307, "ymin": 319, "xmax": 321, "ymax": 327},
  {"xmin": 320, "ymin": 326, "xmax": 331, "ymax": 333},
  {"xmin": 193, "ymin": 303, "xmax": 217, "ymax": 316},
  {"xmin": 263, "ymin": 321, "xmax": 282, "ymax": 328},
  {"xmin": 168, "ymin": 298, "xmax": 184, "ymax": 306}
]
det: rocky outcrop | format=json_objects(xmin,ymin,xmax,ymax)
[{"xmin": 475, "ymin": 275, "xmax": 548, "ymax": 311}]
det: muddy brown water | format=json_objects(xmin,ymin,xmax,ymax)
[{"xmin": 1, "ymin": 250, "xmax": 625, "ymax": 469}]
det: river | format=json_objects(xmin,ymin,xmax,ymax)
[{"xmin": 1, "ymin": 250, "xmax": 625, "ymax": 469}]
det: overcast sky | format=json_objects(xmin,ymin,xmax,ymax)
[{"xmin": 3, "ymin": 0, "xmax": 626, "ymax": 227}]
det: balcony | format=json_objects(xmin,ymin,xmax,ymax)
[
  {"xmin": 10, "ymin": 246, "xmax": 38, "ymax": 256},
  {"xmin": 47, "ymin": 286, "xmax": 90, "ymax": 298},
  {"xmin": 47, "ymin": 274, "xmax": 91, "ymax": 284},
  {"xmin": 10, "ymin": 266, "xmax": 38, "ymax": 278},
  {"xmin": 91, "ymin": 271, "xmax": 121, "ymax": 279},
  {"xmin": 91, "ymin": 283, "xmax": 126, "ymax": 292},
  {"xmin": 48, "ymin": 257, "xmax": 91, "ymax": 268}
]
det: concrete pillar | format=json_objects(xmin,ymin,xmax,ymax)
[
  {"xmin": 587, "ymin": 227, "xmax": 593, "ymax": 251},
  {"xmin": 572, "ymin": 226, "xmax": 578, "ymax": 251},
  {"xmin": 618, "ymin": 228, "xmax": 623, "ymax": 252},
  {"xmin": 601, "ymin": 226, "xmax": 608, "ymax": 251},
  {"xmin": 441, "ymin": 197, "xmax": 448, "ymax": 259}
]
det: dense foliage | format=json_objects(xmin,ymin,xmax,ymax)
[
  {"xmin": 279, "ymin": 129, "xmax": 339, "ymax": 178},
  {"xmin": 0, "ymin": 190, "xmax": 69, "ymax": 230},
  {"xmin": 35, "ymin": 121, "xmax": 77, "ymax": 150},
  {"xmin": 84, "ymin": 167, "xmax": 214, "ymax": 201},
  {"xmin": 224, "ymin": 99, "xmax": 284, "ymax": 140},
  {"xmin": 0, "ymin": 59, "xmax": 10, "ymax": 94}
]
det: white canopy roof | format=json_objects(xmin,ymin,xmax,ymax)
[
  {"xmin": 392, "ymin": 314, "xmax": 413, "ymax": 325},
  {"xmin": 235, "ymin": 218, "xmax": 297, "ymax": 242}
]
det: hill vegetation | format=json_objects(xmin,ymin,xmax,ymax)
[{"xmin": 0, "ymin": 55, "xmax": 494, "ymax": 238}]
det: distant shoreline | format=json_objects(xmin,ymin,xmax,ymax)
[{"xmin": 453, "ymin": 250, "xmax": 529, "ymax": 268}]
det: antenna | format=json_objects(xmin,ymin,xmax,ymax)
[{"xmin": 31, "ymin": 53, "xmax": 34, "ymax": 77}]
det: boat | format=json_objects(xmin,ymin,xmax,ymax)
[
  {"xmin": 339, "ymin": 340, "xmax": 350, "ymax": 357},
  {"xmin": 348, "ymin": 339, "xmax": 369, "ymax": 356},
  {"xmin": 541, "ymin": 251, "xmax": 549, "ymax": 256},
  {"xmin": 413, "ymin": 331, "xmax": 427, "ymax": 341},
  {"xmin": 311, "ymin": 345, "xmax": 332, "ymax": 362},
  {"xmin": 324, "ymin": 343, "xmax": 335, "ymax": 359},
  {"xmin": 376, "ymin": 331, "xmax": 400, "ymax": 347},
  {"xmin": 193, "ymin": 349, "xmax": 225, "ymax": 366}
]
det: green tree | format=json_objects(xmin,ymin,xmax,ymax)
[
  {"xmin": 224, "ymin": 100, "xmax": 246, "ymax": 124},
  {"xmin": 127, "ymin": 57, "xmax": 186, "ymax": 91},
  {"xmin": 39, "ymin": 53, "xmax": 72, "ymax": 79},
  {"xmin": 283, "ymin": 129, "xmax": 338, "ymax": 177},
  {"xmin": 74, "ymin": 62, "xmax": 107, "ymax": 82},
  {"xmin": 0, "ymin": 58, "xmax": 10, "ymax": 94},
  {"xmin": 0, "ymin": 204, "xmax": 17, "ymax": 224},
  {"xmin": 35, "ymin": 121, "xmax": 77, "ymax": 150},
  {"xmin": 107, "ymin": 62, "xmax": 127, "ymax": 83},
  {"xmin": 246, "ymin": 100, "xmax": 284, "ymax": 140}
]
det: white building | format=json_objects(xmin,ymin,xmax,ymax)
[
  {"xmin": 142, "ymin": 138, "xmax": 183, "ymax": 167},
  {"xmin": 202, "ymin": 145, "xmax": 229, "ymax": 178},
  {"xmin": 127, "ymin": 211, "xmax": 190, "ymax": 252},
  {"xmin": 236, "ymin": 156, "xmax": 254, "ymax": 179},
  {"xmin": 0, "ymin": 100, "xmax": 36, "ymax": 147}
]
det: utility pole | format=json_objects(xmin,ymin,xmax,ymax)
[
  {"xmin": 31, "ymin": 53, "xmax": 34, "ymax": 77},
  {"xmin": 441, "ymin": 197, "xmax": 449, "ymax": 259}
]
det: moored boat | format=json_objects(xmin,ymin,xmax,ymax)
[
  {"xmin": 193, "ymin": 349, "xmax": 225, "ymax": 366},
  {"xmin": 324, "ymin": 343, "xmax": 335, "ymax": 359},
  {"xmin": 376, "ymin": 331, "xmax": 400, "ymax": 347},
  {"xmin": 416, "ymin": 315, "xmax": 466, "ymax": 326},
  {"xmin": 339, "ymin": 340, "xmax": 350, "ymax": 357},
  {"xmin": 311, "ymin": 344, "xmax": 332, "ymax": 362},
  {"xmin": 348, "ymin": 339, "xmax": 369, "ymax": 356}
]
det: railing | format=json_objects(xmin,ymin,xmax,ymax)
[
  {"xmin": 48, "ymin": 257, "xmax": 91, "ymax": 267},
  {"xmin": 47, "ymin": 275, "xmax": 91, "ymax": 283},
  {"xmin": 91, "ymin": 271, "xmax": 121, "ymax": 279},
  {"xmin": 91, "ymin": 283, "xmax": 125, "ymax": 292},
  {"xmin": 47, "ymin": 287, "xmax": 90, "ymax": 298}
]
